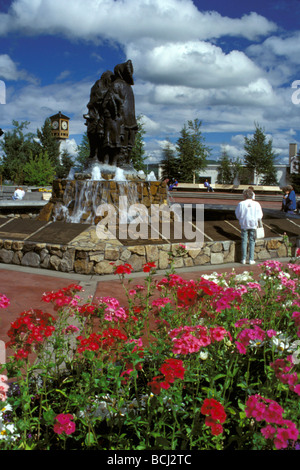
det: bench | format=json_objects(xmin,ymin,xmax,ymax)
[{"xmin": 175, "ymin": 183, "xmax": 282, "ymax": 193}]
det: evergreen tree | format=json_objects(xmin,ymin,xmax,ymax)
[
  {"xmin": 216, "ymin": 151, "xmax": 234, "ymax": 184},
  {"xmin": 0, "ymin": 120, "xmax": 40, "ymax": 183},
  {"xmin": 176, "ymin": 119, "xmax": 210, "ymax": 183},
  {"xmin": 244, "ymin": 123, "xmax": 278, "ymax": 185},
  {"xmin": 23, "ymin": 151, "xmax": 56, "ymax": 186},
  {"xmin": 55, "ymin": 149, "xmax": 74, "ymax": 178},
  {"xmin": 36, "ymin": 118, "xmax": 60, "ymax": 167},
  {"xmin": 291, "ymin": 150, "xmax": 300, "ymax": 193},
  {"xmin": 76, "ymin": 131, "xmax": 90, "ymax": 170},
  {"xmin": 160, "ymin": 139, "xmax": 179, "ymax": 180},
  {"xmin": 130, "ymin": 115, "xmax": 147, "ymax": 171}
]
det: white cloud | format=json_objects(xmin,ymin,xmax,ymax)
[
  {"xmin": 251, "ymin": 33, "xmax": 300, "ymax": 65},
  {"xmin": 128, "ymin": 41, "xmax": 262, "ymax": 89},
  {"xmin": 59, "ymin": 138, "xmax": 78, "ymax": 157},
  {"xmin": 0, "ymin": 0, "xmax": 277, "ymax": 43},
  {"xmin": 0, "ymin": 0, "xmax": 298, "ymax": 164},
  {"xmin": 0, "ymin": 54, "xmax": 36, "ymax": 82}
]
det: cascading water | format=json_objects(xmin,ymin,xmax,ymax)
[{"xmin": 52, "ymin": 163, "xmax": 159, "ymax": 225}]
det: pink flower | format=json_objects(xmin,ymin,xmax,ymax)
[
  {"xmin": 235, "ymin": 341, "xmax": 247, "ymax": 354},
  {"xmin": 53, "ymin": 413, "xmax": 76, "ymax": 435},
  {"xmin": 210, "ymin": 326, "xmax": 228, "ymax": 342},
  {"xmin": 0, "ymin": 374, "xmax": 8, "ymax": 402},
  {"xmin": 261, "ymin": 425, "xmax": 276, "ymax": 440},
  {"xmin": 0, "ymin": 294, "xmax": 10, "ymax": 309},
  {"xmin": 293, "ymin": 384, "xmax": 300, "ymax": 396}
]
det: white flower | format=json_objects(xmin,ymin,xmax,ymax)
[
  {"xmin": 235, "ymin": 272, "xmax": 254, "ymax": 283},
  {"xmin": 199, "ymin": 350, "xmax": 208, "ymax": 360},
  {"xmin": 0, "ymin": 420, "xmax": 19, "ymax": 441},
  {"xmin": 269, "ymin": 332, "xmax": 296, "ymax": 353},
  {"xmin": 249, "ymin": 339, "xmax": 265, "ymax": 349}
]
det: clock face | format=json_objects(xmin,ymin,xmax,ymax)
[
  {"xmin": 61, "ymin": 121, "xmax": 68, "ymax": 130},
  {"xmin": 52, "ymin": 120, "xmax": 59, "ymax": 129}
]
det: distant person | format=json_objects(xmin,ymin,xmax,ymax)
[
  {"xmin": 168, "ymin": 178, "xmax": 178, "ymax": 191},
  {"xmin": 281, "ymin": 186, "xmax": 289, "ymax": 211},
  {"xmin": 12, "ymin": 187, "xmax": 25, "ymax": 200},
  {"xmin": 284, "ymin": 185, "xmax": 296, "ymax": 214},
  {"xmin": 235, "ymin": 188, "xmax": 263, "ymax": 265},
  {"xmin": 248, "ymin": 186, "xmax": 255, "ymax": 200},
  {"xmin": 204, "ymin": 179, "xmax": 214, "ymax": 192}
]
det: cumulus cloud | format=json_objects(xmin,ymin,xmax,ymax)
[
  {"xmin": 128, "ymin": 41, "xmax": 262, "ymax": 89},
  {"xmin": 0, "ymin": 0, "xmax": 297, "ymax": 162},
  {"xmin": 0, "ymin": 0, "xmax": 277, "ymax": 43},
  {"xmin": 0, "ymin": 54, "xmax": 36, "ymax": 82}
]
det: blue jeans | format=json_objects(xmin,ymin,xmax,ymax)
[{"xmin": 241, "ymin": 229, "xmax": 256, "ymax": 261}]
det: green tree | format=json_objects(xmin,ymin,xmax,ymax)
[
  {"xmin": 55, "ymin": 149, "xmax": 74, "ymax": 179},
  {"xmin": 176, "ymin": 119, "xmax": 210, "ymax": 183},
  {"xmin": 244, "ymin": 123, "xmax": 278, "ymax": 185},
  {"xmin": 160, "ymin": 139, "xmax": 179, "ymax": 180},
  {"xmin": 216, "ymin": 151, "xmax": 234, "ymax": 184},
  {"xmin": 76, "ymin": 131, "xmax": 89, "ymax": 170},
  {"xmin": 36, "ymin": 118, "xmax": 60, "ymax": 168},
  {"xmin": 0, "ymin": 120, "xmax": 40, "ymax": 183},
  {"xmin": 291, "ymin": 150, "xmax": 300, "ymax": 193},
  {"xmin": 130, "ymin": 115, "xmax": 147, "ymax": 171},
  {"xmin": 23, "ymin": 151, "xmax": 56, "ymax": 186}
]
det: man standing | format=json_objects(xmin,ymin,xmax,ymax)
[{"xmin": 235, "ymin": 188, "xmax": 263, "ymax": 265}]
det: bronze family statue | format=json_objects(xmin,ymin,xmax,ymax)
[{"xmin": 84, "ymin": 60, "xmax": 138, "ymax": 170}]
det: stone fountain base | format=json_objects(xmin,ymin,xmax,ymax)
[{"xmin": 37, "ymin": 178, "xmax": 169, "ymax": 224}]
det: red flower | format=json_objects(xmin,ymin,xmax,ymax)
[
  {"xmin": 114, "ymin": 263, "xmax": 133, "ymax": 275},
  {"xmin": 177, "ymin": 286, "xmax": 197, "ymax": 306},
  {"xmin": 148, "ymin": 377, "xmax": 162, "ymax": 395},
  {"xmin": 201, "ymin": 398, "xmax": 226, "ymax": 435},
  {"xmin": 143, "ymin": 262, "xmax": 156, "ymax": 273}
]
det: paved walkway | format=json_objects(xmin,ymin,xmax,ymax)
[{"xmin": 0, "ymin": 257, "xmax": 292, "ymax": 348}]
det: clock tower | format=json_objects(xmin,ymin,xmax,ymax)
[{"xmin": 49, "ymin": 111, "xmax": 70, "ymax": 140}]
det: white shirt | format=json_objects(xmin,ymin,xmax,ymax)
[
  {"xmin": 235, "ymin": 198, "xmax": 263, "ymax": 230},
  {"xmin": 13, "ymin": 189, "xmax": 25, "ymax": 200}
]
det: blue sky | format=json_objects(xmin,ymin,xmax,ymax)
[{"xmin": 0, "ymin": 0, "xmax": 300, "ymax": 165}]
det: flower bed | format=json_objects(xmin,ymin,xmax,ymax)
[{"xmin": 1, "ymin": 249, "xmax": 300, "ymax": 450}]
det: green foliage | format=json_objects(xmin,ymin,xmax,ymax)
[
  {"xmin": 23, "ymin": 151, "xmax": 56, "ymax": 185},
  {"xmin": 1, "ymin": 258, "xmax": 300, "ymax": 450},
  {"xmin": 244, "ymin": 123, "xmax": 278, "ymax": 185},
  {"xmin": 130, "ymin": 115, "xmax": 147, "ymax": 172},
  {"xmin": 75, "ymin": 131, "xmax": 90, "ymax": 170},
  {"xmin": 0, "ymin": 121, "xmax": 40, "ymax": 183},
  {"xmin": 176, "ymin": 119, "xmax": 210, "ymax": 182},
  {"xmin": 36, "ymin": 118, "xmax": 60, "ymax": 167},
  {"xmin": 55, "ymin": 150, "xmax": 74, "ymax": 179},
  {"xmin": 291, "ymin": 152, "xmax": 300, "ymax": 192},
  {"xmin": 216, "ymin": 151, "xmax": 242, "ymax": 184},
  {"xmin": 160, "ymin": 139, "xmax": 179, "ymax": 180},
  {"xmin": 0, "ymin": 119, "xmax": 66, "ymax": 184}
]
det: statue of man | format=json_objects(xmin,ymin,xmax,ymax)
[
  {"xmin": 84, "ymin": 60, "xmax": 138, "ymax": 168},
  {"xmin": 84, "ymin": 70, "xmax": 114, "ymax": 165}
]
